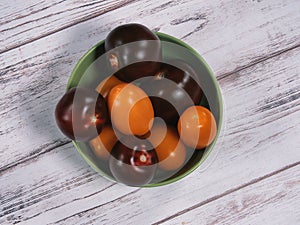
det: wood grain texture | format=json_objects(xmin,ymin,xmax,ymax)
[
  {"xmin": 0, "ymin": 143, "xmax": 136, "ymax": 224},
  {"xmin": 1, "ymin": 43, "xmax": 299, "ymax": 224},
  {"xmin": 1, "ymin": 0, "xmax": 300, "ymax": 173},
  {"xmin": 1, "ymin": 0, "xmax": 300, "ymax": 224},
  {"xmin": 161, "ymin": 164, "xmax": 300, "ymax": 225},
  {"xmin": 45, "ymin": 44, "xmax": 300, "ymax": 225},
  {"xmin": 0, "ymin": 0, "xmax": 137, "ymax": 53}
]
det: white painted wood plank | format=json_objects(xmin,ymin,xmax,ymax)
[
  {"xmin": 1, "ymin": 0, "xmax": 300, "ymax": 172},
  {"xmin": 162, "ymin": 164, "xmax": 300, "ymax": 225},
  {"xmin": 0, "ymin": 0, "xmax": 136, "ymax": 53},
  {"xmin": 2, "ymin": 0, "xmax": 300, "ymax": 74},
  {"xmin": 0, "ymin": 143, "xmax": 136, "ymax": 224},
  {"xmin": 0, "ymin": 42, "xmax": 299, "ymax": 224}
]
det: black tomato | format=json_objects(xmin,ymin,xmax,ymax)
[
  {"xmin": 140, "ymin": 61, "xmax": 203, "ymax": 124},
  {"xmin": 105, "ymin": 23, "xmax": 161, "ymax": 82},
  {"xmin": 55, "ymin": 87, "xmax": 108, "ymax": 142},
  {"xmin": 109, "ymin": 136, "xmax": 158, "ymax": 186}
]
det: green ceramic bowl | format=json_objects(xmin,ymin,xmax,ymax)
[{"xmin": 66, "ymin": 32, "xmax": 223, "ymax": 187}]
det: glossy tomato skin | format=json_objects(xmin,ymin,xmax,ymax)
[
  {"xmin": 95, "ymin": 75, "xmax": 123, "ymax": 100},
  {"xmin": 178, "ymin": 106, "xmax": 217, "ymax": 149},
  {"xmin": 105, "ymin": 23, "xmax": 161, "ymax": 82},
  {"xmin": 148, "ymin": 123, "xmax": 186, "ymax": 171},
  {"xmin": 55, "ymin": 87, "xmax": 108, "ymax": 142},
  {"xmin": 140, "ymin": 61, "xmax": 202, "ymax": 124},
  {"xmin": 89, "ymin": 124, "xmax": 119, "ymax": 159},
  {"xmin": 108, "ymin": 83, "xmax": 154, "ymax": 136},
  {"xmin": 109, "ymin": 136, "xmax": 158, "ymax": 186},
  {"xmin": 160, "ymin": 61, "xmax": 202, "ymax": 104}
]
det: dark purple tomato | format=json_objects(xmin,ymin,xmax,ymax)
[
  {"xmin": 109, "ymin": 136, "xmax": 158, "ymax": 186},
  {"xmin": 140, "ymin": 61, "xmax": 203, "ymax": 124},
  {"xmin": 105, "ymin": 23, "xmax": 161, "ymax": 82},
  {"xmin": 55, "ymin": 87, "xmax": 108, "ymax": 142}
]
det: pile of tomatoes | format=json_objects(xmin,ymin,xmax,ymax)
[{"xmin": 55, "ymin": 24, "xmax": 217, "ymax": 186}]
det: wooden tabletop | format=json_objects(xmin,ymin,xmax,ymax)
[{"xmin": 1, "ymin": 0, "xmax": 300, "ymax": 224}]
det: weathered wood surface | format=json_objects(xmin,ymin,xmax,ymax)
[
  {"xmin": 1, "ymin": 42, "xmax": 299, "ymax": 224},
  {"xmin": 1, "ymin": 0, "xmax": 300, "ymax": 224},
  {"xmin": 0, "ymin": 0, "xmax": 136, "ymax": 53},
  {"xmin": 1, "ymin": 0, "xmax": 300, "ymax": 173},
  {"xmin": 163, "ymin": 164, "xmax": 300, "ymax": 225}
]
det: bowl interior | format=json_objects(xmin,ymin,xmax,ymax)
[{"xmin": 67, "ymin": 32, "xmax": 223, "ymax": 187}]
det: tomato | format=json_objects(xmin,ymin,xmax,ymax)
[
  {"xmin": 109, "ymin": 136, "xmax": 158, "ymax": 186},
  {"xmin": 140, "ymin": 61, "xmax": 202, "ymax": 124},
  {"xmin": 178, "ymin": 106, "xmax": 217, "ymax": 149},
  {"xmin": 105, "ymin": 23, "xmax": 161, "ymax": 82},
  {"xmin": 108, "ymin": 83, "xmax": 154, "ymax": 136},
  {"xmin": 89, "ymin": 125, "xmax": 118, "ymax": 159},
  {"xmin": 148, "ymin": 123, "xmax": 186, "ymax": 171},
  {"xmin": 55, "ymin": 87, "xmax": 108, "ymax": 141},
  {"xmin": 95, "ymin": 75, "xmax": 123, "ymax": 100}
]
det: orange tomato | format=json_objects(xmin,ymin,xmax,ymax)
[
  {"xmin": 148, "ymin": 123, "xmax": 186, "ymax": 171},
  {"xmin": 178, "ymin": 106, "xmax": 217, "ymax": 149},
  {"xmin": 89, "ymin": 125, "xmax": 118, "ymax": 159},
  {"xmin": 108, "ymin": 83, "xmax": 154, "ymax": 136},
  {"xmin": 95, "ymin": 75, "xmax": 123, "ymax": 100}
]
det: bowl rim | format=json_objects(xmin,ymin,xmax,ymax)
[{"xmin": 67, "ymin": 32, "xmax": 223, "ymax": 187}]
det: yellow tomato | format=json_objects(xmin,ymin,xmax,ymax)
[
  {"xmin": 108, "ymin": 83, "xmax": 154, "ymax": 136},
  {"xmin": 89, "ymin": 125, "xmax": 118, "ymax": 159},
  {"xmin": 95, "ymin": 75, "xmax": 123, "ymax": 100},
  {"xmin": 178, "ymin": 106, "xmax": 217, "ymax": 149},
  {"xmin": 148, "ymin": 123, "xmax": 186, "ymax": 171}
]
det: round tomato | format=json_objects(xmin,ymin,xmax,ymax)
[
  {"xmin": 148, "ymin": 123, "xmax": 186, "ymax": 171},
  {"xmin": 89, "ymin": 125, "xmax": 118, "ymax": 159},
  {"xmin": 95, "ymin": 75, "xmax": 123, "ymax": 100},
  {"xmin": 178, "ymin": 106, "xmax": 217, "ymax": 149},
  {"xmin": 108, "ymin": 83, "xmax": 154, "ymax": 136}
]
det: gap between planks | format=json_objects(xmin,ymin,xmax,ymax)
[
  {"xmin": 1, "ymin": 0, "xmax": 299, "ymax": 172},
  {"xmin": 1, "ymin": 42, "xmax": 299, "ymax": 176},
  {"xmin": 23, "ymin": 182, "xmax": 118, "ymax": 222},
  {"xmin": 218, "ymin": 43, "xmax": 300, "ymax": 81},
  {"xmin": 52, "ymin": 188, "xmax": 141, "ymax": 224},
  {"xmin": 51, "ymin": 161, "xmax": 300, "ymax": 224},
  {"xmin": 0, "ymin": 140, "xmax": 71, "ymax": 176},
  {"xmin": 152, "ymin": 161, "xmax": 300, "ymax": 224},
  {"xmin": 0, "ymin": 41, "xmax": 299, "ymax": 224},
  {"xmin": 0, "ymin": 0, "xmax": 138, "ymax": 55}
]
